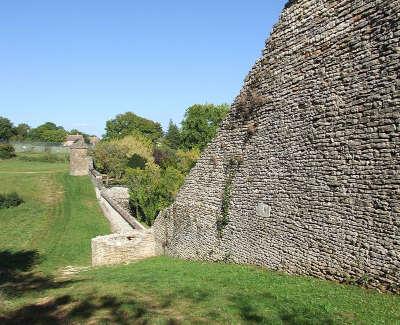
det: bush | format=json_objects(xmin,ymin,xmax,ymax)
[
  {"xmin": 92, "ymin": 134, "xmax": 154, "ymax": 180},
  {"xmin": 153, "ymin": 146, "xmax": 178, "ymax": 169},
  {"xmin": 127, "ymin": 153, "xmax": 148, "ymax": 169},
  {"xmin": 126, "ymin": 166, "xmax": 185, "ymax": 226},
  {"xmin": 176, "ymin": 148, "xmax": 200, "ymax": 174},
  {"xmin": 0, "ymin": 192, "xmax": 24, "ymax": 209},
  {"xmin": 0, "ymin": 144, "xmax": 16, "ymax": 159}
]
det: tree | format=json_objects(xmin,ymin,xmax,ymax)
[
  {"xmin": 0, "ymin": 143, "xmax": 16, "ymax": 159},
  {"xmin": 153, "ymin": 145, "xmax": 178, "ymax": 169},
  {"xmin": 91, "ymin": 141, "xmax": 128, "ymax": 180},
  {"xmin": 29, "ymin": 122, "xmax": 68, "ymax": 143},
  {"xmin": 104, "ymin": 112, "xmax": 163, "ymax": 143},
  {"xmin": 126, "ymin": 165, "xmax": 184, "ymax": 225},
  {"xmin": 117, "ymin": 133, "xmax": 154, "ymax": 163},
  {"xmin": 164, "ymin": 120, "xmax": 181, "ymax": 149},
  {"xmin": 0, "ymin": 117, "xmax": 15, "ymax": 142},
  {"xmin": 176, "ymin": 148, "xmax": 200, "ymax": 174},
  {"xmin": 12, "ymin": 123, "xmax": 30, "ymax": 141},
  {"xmin": 92, "ymin": 133, "xmax": 154, "ymax": 181},
  {"xmin": 180, "ymin": 104, "xmax": 229, "ymax": 150}
]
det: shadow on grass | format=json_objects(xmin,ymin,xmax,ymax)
[
  {"xmin": 231, "ymin": 293, "xmax": 339, "ymax": 325},
  {"xmin": 0, "ymin": 253, "xmax": 344, "ymax": 324},
  {"xmin": 0, "ymin": 250, "xmax": 77, "ymax": 298},
  {"xmin": 0, "ymin": 250, "xmax": 40, "ymax": 273},
  {"xmin": 161, "ymin": 286, "xmax": 210, "ymax": 308},
  {"xmin": 0, "ymin": 294, "xmax": 167, "ymax": 325},
  {"xmin": 0, "ymin": 289, "xmax": 345, "ymax": 325},
  {"xmin": 0, "ymin": 251, "xmax": 179, "ymax": 324}
]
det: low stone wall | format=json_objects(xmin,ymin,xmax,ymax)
[
  {"xmin": 90, "ymin": 169, "xmax": 146, "ymax": 231},
  {"xmin": 96, "ymin": 188, "xmax": 134, "ymax": 233},
  {"xmin": 89, "ymin": 168, "xmax": 156, "ymax": 266},
  {"xmin": 92, "ymin": 230, "xmax": 157, "ymax": 267}
]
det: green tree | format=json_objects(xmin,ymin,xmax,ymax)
[
  {"xmin": 29, "ymin": 122, "xmax": 68, "ymax": 143},
  {"xmin": 0, "ymin": 144, "xmax": 16, "ymax": 159},
  {"xmin": 180, "ymin": 104, "xmax": 229, "ymax": 150},
  {"xmin": 104, "ymin": 112, "xmax": 163, "ymax": 142},
  {"xmin": 176, "ymin": 148, "xmax": 200, "ymax": 174},
  {"xmin": 153, "ymin": 145, "xmax": 179, "ymax": 169},
  {"xmin": 165, "ymin": 120, "xmax": 181, "ymax": 149},
  {"xmin": 91, "ymin": 141, "xmax": 127, "ymax": 180},
  {"xmin": 12, "ymin": 123, "xmax": 31, "ymax": 141},
  {"xmin": 0, "ymin": 117, "xmax": 15, "ymax": 142},
  {"xmin": 127, "ymin": 165, "xmax": 184, "ymax": 225},
  {"xmin": 92, "ymin": 133, "xmax": 154, "ymax": 181}
]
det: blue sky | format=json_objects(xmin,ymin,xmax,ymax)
[{"xmin": 0, "ymin": 1, "xmax": 287, "ymax": 136}]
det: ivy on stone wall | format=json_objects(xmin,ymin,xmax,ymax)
[{"xmin": 217, "ymin": 155, "xmax": 243, "ymax": 237}]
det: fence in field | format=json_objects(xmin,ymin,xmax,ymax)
[{"xmin": 10, "ymin": 142, "xmax": 70, "ymax": 154}]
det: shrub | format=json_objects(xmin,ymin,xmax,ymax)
[
  {"xmin": 176, "ymin": 148, "xmax": 200, "ymax": 174},
  {"xmin": 117, "ymin": 134, "xmax": 154, "ymax": 162},
  {"xmin": 92, "ymin": 141, "xmax": 127, "ymax": 179},
  {"xmin": 0, "ymin": 192, "xmax": 24, "ymax": 209},
  {"xmin": 126, "ymin": 165, "xmax": 185, "ymax": 226},
  {"xmin": 153, "ymin": 146, "xmax": 178, "ymax": 169},
  {"xmin": 0, "ymin": 144, "xmax": 16, "ymax": 159},
  {"xmin": 92, "ymin": 134, "xmax": 154, "ymax": 180},
  {"xmin": 128, "ymin": 153, "xmax": 148, "ymax": 169}
]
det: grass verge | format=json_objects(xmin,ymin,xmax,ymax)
[{"xmin": 0, "ymin": 160, "xmax": 399, "ymax": 324}]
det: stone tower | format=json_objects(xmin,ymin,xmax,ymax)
[
  {"xmin": 153, "ymin": 0, "xmax": 400, "ymax": 292},
  {"xmin": 70, "ymin": 143, "xmax": 91, "ymax": 176}
]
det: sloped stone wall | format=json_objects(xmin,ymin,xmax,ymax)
[{"xmin": 154, "ymin": 0, "xmax": 400, "ymax": 291}]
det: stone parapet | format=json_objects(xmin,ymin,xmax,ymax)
[{"xmin": 92, "ymin": 230, "xmax": 157, "ymax": 267}]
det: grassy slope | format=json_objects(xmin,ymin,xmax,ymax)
[
  {"xmin": 0, "ymin": 159, "xmax": 399, "ymax": 324},
  {"xmin": 0, "ymin": 159, "xmax": 109, "ymax": 272},
  {"xmin": 0, "ymin": 159, "xmax": 68, "ymax": 173},
  {"xmin": 82, "ymin": 258, "xmax": 400, "ymax": 324}
]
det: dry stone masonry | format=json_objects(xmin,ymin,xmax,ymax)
[
  {"xmin": 154, "ymin": 0, "xmax": 400, "ymax": 292},
  {"xmin": 89, "ymin": 169, "xmax": 156, "ymax": 266},
  {"xmin": 92, "ymin": 230, "xmax": 156, "ymax": 267},
  {"xmin": 70, "ymin": 143, "xmax": 91, "ymax": 176}
]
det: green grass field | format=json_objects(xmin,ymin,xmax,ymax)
[{"xmin": 0, "ymin": 159, "xmax": 399, "ymax": 324}]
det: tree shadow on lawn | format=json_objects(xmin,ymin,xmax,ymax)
[
  {"xmin": 0, "ymin": 250, "xmax": 40, "ymax": 273},
  {"xmin": 0, "ymin": 293, "xmax": 177, "ymax": 325},
  {"xmin": 160, "ymin": 286, "xmax": 210, "ymax": 308},
  {"xmin": 230, "ymin": 292, "xmax": 342, "ymax": 325},
  {"xmin": 0, "ymin": 253, "xmax": 346, "ymax": 324},
  {"xmin": 0, "ymin": 250, "xmax": 163, "ymax": 324},
  {"xmin": 0, "ymin": 251, "xmax": 183, "ymax": 324},
  {"xmin": 0, "ymin": 288, "xmax": 348, "ymax": 325},
  {"xmin": 0, "ymin": 250, "xmax": 77, "ymax": 298}
]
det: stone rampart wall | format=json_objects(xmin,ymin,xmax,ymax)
[{"xmin": 154, "ymin": 0, "xmax": 400, "ymax": 292}]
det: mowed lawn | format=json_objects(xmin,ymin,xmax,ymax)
[
  {"xmin": 0, "ymin": 159, "xmax": 399, "ymax": 324},
  {"xmin": 0, "ymin": 159, "xmax": 109, "ymax": 272}
]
